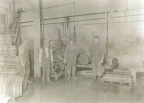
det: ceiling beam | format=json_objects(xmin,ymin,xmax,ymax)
[{"xmin": 24, "ymin": 0, "xmax": 34, "ymax": 10}]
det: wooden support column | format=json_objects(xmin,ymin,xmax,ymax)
[
  {"xmin": 65, "ymin": 17, "xmax": 70, "ymax": 41},
  {"xmin": 34, "ymin": 0, "xmax": 41, "ymax": 78}
]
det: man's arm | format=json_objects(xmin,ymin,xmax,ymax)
[
  {"xmin": 50, "ymin": 48, "xmax": 54, "ymax": 66},
  {"xmin": 18, "ymin": 46, "xmax": 24, "ymax": 66},
  {"xmin": 64, "ymin": 46, "xmax": 67, "ymax": 64},
  {"xmin": 39, "ymin": 48, "xmax": 42, "ymax": 63}
]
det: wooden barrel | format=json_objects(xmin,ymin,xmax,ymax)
[
  {"xmin": 0, "ymin": 95, "xmax": 15, "ymax": 103},
  {"xmin": 78, "ymin": 54, "xmax": 90, "ymax": 65},
  {"xmin": 3, "ymin": 46, "xmax": 8, "ymax": 56},
  {"xmin": 2, "ymin": 74, "xmax": 24, "ymax": 98},
  {"xmin": 107, "ymin": 57, "xmax": 119, "ymax": 70},
  {"xmin": 5, "ymin": 57, "xmax": 12, "ymax": 66},
  {"xmin": 0, "ymin": 35, "xmax": 5, "ymax": 45},
  {"xmin": 0, "ymin": 46, "xmax": 8, "ymax": 56},
  {"xmin": 12, "ymin": 56, "xmax": 20, "ymax": 66},
  {"xmin": 0, "ymin": 56, "xmax": 5, "ymax": 67},
  {"xmin": 5, "ymin": 56, "xmax": 20, "ymax": 66},
  {"xmin": 7, "ymin": 46, "xmax": 17, "ymax": 56},
  {"xmin": 5, "ymin": 35, "xmax": 13, "ymax": 46}
]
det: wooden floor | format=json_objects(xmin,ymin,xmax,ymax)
[{"xmin": 15, "ymin": 72, "xmax": 144, "ymax": 103}]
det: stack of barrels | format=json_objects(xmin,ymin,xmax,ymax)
[
  {"xmin": 0, "ymin": 74, "xmax": 24, "ymax": 98},
  {"xmin": 0, "ymin": 35, "xmax": 20, "ymax": 75},
  {"xmin": 0, "ymin": 35, "xmax": 24, "ymax": 98}
]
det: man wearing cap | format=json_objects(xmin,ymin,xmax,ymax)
[
  {"xmin": 89, "ymin": 36, "xmax": 105, "ymax": 82},
  {"xmin": 64, "ymin": 39, "xmax": 78, "ymax": 80},
  {"xmin": 39, "ymin": 40, "xmax": 53, "ymax": 84},
  {"xmin": 18, "ymin": 38, "xmax": 31, "ymax": 83}
]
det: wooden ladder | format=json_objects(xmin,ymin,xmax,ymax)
[{"xmin": 13, "ymin": 8, "xmax": 22, "ymax": 46}]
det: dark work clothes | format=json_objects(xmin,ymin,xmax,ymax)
[{"xmin": 89, "ymin": 41, "xmax": 105, "ymax": 77}]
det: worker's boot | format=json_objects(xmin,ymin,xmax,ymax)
[
  {"xmin": 66, "ymin": 75, "xmax": 71, "ymax": 80},
  {"xmin": 47, "ymin": 79, "xmax": 52, "ymax": 83},
  {"xmin": 98, "ymin": 76, "xmax": 101, "ymax": 83},
  {"xmin": 73, "ymin": 76, "xmax": 77, "ymax": 80},
  {"xmin": 72, "ymin": 75, "xmax": 77, "ymax": 80},
  {"xmin": 93, "ymin": 76, "xmax": 97, "ymax": 81},
  {"xmin": 42, "ymin": 81, "xmax": 45, "ymax": 84}
]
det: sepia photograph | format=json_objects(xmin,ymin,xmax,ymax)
[{"xmin": 0, "ymin": 0, "xmax": 144, "ymax": 103}]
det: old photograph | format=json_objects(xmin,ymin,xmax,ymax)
[{"xmin": 0, "ymin": 0, "xmax": 144, "ymax": 103}]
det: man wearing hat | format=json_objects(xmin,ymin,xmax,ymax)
[
  {"xmin": 18, "ymin": 38, "xmax": 31, "ymax": 83},
  {"xmin": 39, "ymin": 39, "xmax": 53, "ymax": 84},
  {"xmin": 89, "ymin": 36, "xmax": 105, "ymax": 82},
  {"xmin": 64, "ymin": 39, "xmax": 78, "ymax": 80}
]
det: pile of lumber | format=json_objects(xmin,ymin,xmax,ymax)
[{"xmin": 101, "ymin": 68, "xmax": 132, "ymax": 86}]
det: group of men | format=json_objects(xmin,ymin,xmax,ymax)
[{"xmin": 18, "ymin": 35, "xmax": 105, "ymax": 85}]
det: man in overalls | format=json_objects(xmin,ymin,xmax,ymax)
[
  {"xmin": 39, "ymin": 41, "xmax": 53, "ymax": 84},
  {"xmin": 18, "ymin": 38, "xmax": 31, "ymax": 84},
  {"xmin": 64, "ymin": 40, "xmax": 78, "ymax": 80},
  {"xmin": 89, "ymin": 36, "xmax": 105, "ymax": 82}
]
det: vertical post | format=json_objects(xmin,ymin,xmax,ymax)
[
  {"xmin": 34, "ymin": 0, "xmax": 41, "ymax": 78},
  {"xmin": 65, "ymin": 17, "xmax": 70, "ymax": 42},
  {"xmin": 105, "ymin": 12, "xmax": 109, "ymax": 62}
]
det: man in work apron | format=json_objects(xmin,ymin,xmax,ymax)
[
  {"xmin": 39, "ymin": 44, "xmax": 53, "ymax": 84},
  {"xmin": 89, "ymin": 36, "xmax": 105, "ymax": 81},
  {"xmin": 64, "ymin": 40, "xmax": 78, "ymax": 80}
]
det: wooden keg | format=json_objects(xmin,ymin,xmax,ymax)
[
  {"xmin": 5, "ymin": 57, "xmax": 12, "ymax": 66},
  {"xmin": 5, "ymin": 56, "xmax": 20, "ymax": 66},
  {"xmin": 0, "ymin": 56, "xmax": 5, "ymax": 67},
  {"xmin": 3, "ymin": 75, "xmax": 24, "ymax": 98},
  {"xmin": 0, "ymin": 46, "xmax": 8, "ymax": 56},
  {"xmin": 5, "ymin": 35, "xmax": 13, "ymax": 46},
  {"xmin": 78, "ymin": 54, "xmax": 90, "ymax": 65},
  {"xmin": 0, "ymin": 35, "xmax": 5, "ymax": 45},
  {"xmin": 11, "ymin": 56, "xmax": 20, "ymax": 66},
  {"xmin": 3, "ymin": 46, "xmax": 8, "ymax": 56},
  {"xmin": 7, "ymin": 46, "xmax": 17, "ymax": 56},
  {"xmin": 0, "ymin": 95, "xmax": 15, "ymax": 103},
  {"xmin": 107, "ymin": 57, "xmax": 119, "ymax": 70}
]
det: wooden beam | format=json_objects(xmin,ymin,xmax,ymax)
[
  {"xmin": 34, "ymin": 0, "xmax": 41, "ymax": 78},
  {"xmin": 24, "ymin": 0, "xmax": 34, "ymax": 10}
]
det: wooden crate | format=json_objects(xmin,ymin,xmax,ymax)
[
  {"xmin": 51, "ymin": 70, "xmax": 65, "ymax": 80},
  {"xmin": 101, "ymin": 73, "xmax": 132, "ymax": 86}
]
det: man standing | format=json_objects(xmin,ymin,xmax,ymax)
[
  {"xmin": 39, "ymin": 41, "xmax": 53, "ymax": 84},
  {"xmin": 89, "ymin": 36, "xmax": 105, "ymax": 82},
  {"xmin": 64, "ymin": 39, "xmax": 77, "ymax": 80},
  {"xmin": 18, "ymin": 38, "xmax": 31, "ymax": 84}
]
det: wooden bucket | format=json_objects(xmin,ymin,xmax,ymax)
[
  {"xmin": 5, "ymin": 35, "xmax": 13, "ymax": 46},
  {"xmin": 7, "ymin": 46, "xmax": 17, "ymax": 56}
]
